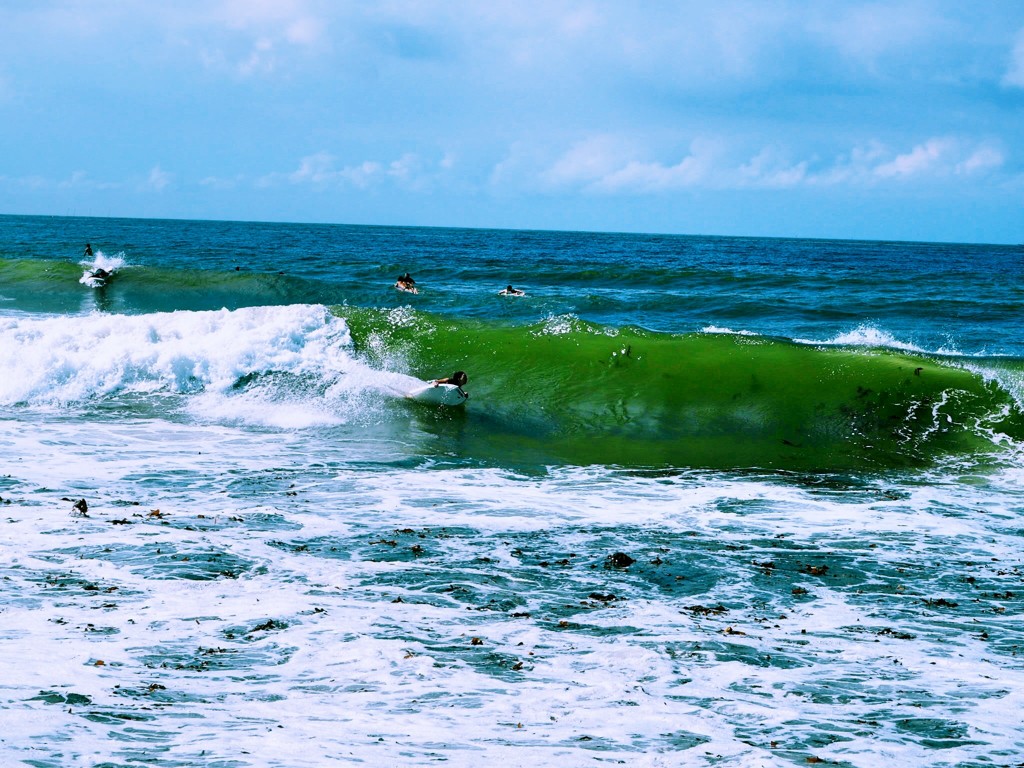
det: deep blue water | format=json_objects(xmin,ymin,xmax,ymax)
[{"xmin": 2, "ymin": 214, "xmax": 1021, "ymax": 353}]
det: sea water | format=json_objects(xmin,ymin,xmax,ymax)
[{"xmin": 0, "ymin": 214, "xmax": 1022, "ymax": 766}]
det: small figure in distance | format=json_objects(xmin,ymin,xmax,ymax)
[
  {"xmin": 498, "ymin": 284, "xmax": 525, "ymax": 296},
  {"xmin": 433, "ymin": 370, "xmax": 469, "ymax": 398},
  {"xmin": 395, "ymin": 272, "xmax": 418, "ymax": 294},
  {"xmin": 84, "ymin": 243, "xmax": 94, "ymax": 257}
]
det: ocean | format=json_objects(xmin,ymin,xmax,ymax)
[{"xmin": 1, "ymin": 214, "xmax": 1022, "ymax": 767}]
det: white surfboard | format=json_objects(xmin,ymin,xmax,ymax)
[
  {"xmin": 405, "ymin": 383, "xmax": 468, "ymax": 406},
  {"xmin": 80, "ymin": 271, "xmax": 107, "ymax": 288}
]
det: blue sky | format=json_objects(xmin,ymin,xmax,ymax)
[{"xmin": 1, "ymin": 1, "xmax": 1022, "ymax": 243}]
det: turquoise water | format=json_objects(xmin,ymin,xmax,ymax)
[{"xmin": 1, "ymin": 214, "xmax": 1023, "ymax": 766}]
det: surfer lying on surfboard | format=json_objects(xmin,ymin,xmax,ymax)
[
  {"xmin": 433, "ymin": 371, "xmax": 469, "ymax": 399},
  {"xmin": 498, "ymin": 285, "xmax": 525, "ymax": 296},
  {"xmin": 395, "ymin": 272, "xmax": 418, "ymax": 293},
  {"xmin": 404, "ymin": 370, "xmax": 469, "ymax": 406}
]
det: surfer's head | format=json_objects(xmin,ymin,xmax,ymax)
[{"xmin": 450, "ymin": 371, "xmax": 468, "ymax": 386}]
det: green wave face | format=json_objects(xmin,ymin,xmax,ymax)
[
  {"xmin": 337, "ymin": 307, "xmax": 1024, "ymax": 471},
  {"xmin": 0, "ymin": 258, "xmax": 323, "ymax": 314}
]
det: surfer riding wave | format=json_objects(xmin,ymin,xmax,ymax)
[
  {"xmin": 79, "ymin": 244, "xmax": 125, "ymax": 288},
  {"xmin": 432, "ymin": 371, "xmax": 469, "ymax": 399}
]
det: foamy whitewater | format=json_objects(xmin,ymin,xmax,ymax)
[{"xmin": 1, "ymin": 216, "xmax": 1022, "ymax": 766}]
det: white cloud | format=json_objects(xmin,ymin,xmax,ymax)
[
  {"xmin": 187, "ymin": 0, "xmax": 326, "ymax": 76},
  {"xmin": 739, "ymin": 147, "xmax": 808, "ymax": 188},
  {"xmin": 199, "ymin": 174, "xmax": 244, "ymax": 190},
  {"xmin": 261, "ymin": 151, "xmax": 444, "ymax": 190},
  {"xmin": 868, "ymin": 138, "xmax": 1004, "ymax": 180},
  {"xmin": 813, "ymin": 142, "xmax": 887, "ymax": 185},
  {"xmin": 542, "ymin": 136, "xmax": 633, "ymax": 188},
  {"xmin": 816, "ymin": 137, "xmax": 1005, "ymax": 185},
  {"xmin": 237, "ymin": 37, "xmax": 276, "ymax": 76},
  {"xmin": 516, "ymin": 133, "xmax": 1007, "ymax": 195},
  {"xmin": 955, "ymin": 145, "xmax": 1004, "ymax": 175},
  {"xmin": 538, "ymin": 136, "xmax": 738, "ymax": 193},
  {"xmin": 339, "ymin": 161, "xmax": 385, "ymax": 189},
  {"xmin": 1004, "ymin": 28, "xmax": 1024, "ymax": 87},
  {"xmin": 873, "ymin": 138, "xmax": 956, "ymax": 179},
  {"xmin": 285, "ymin": 17, "xmax": 323, "ymax": 46},
  {"xmin": 387, "ymin": 153, "xmax": 423, "ymax": 183},
  {"xmin": 145, "ymin": 166, "xmax": 173, "ymax": 191},
  {"xmin": 285, "ymin": 152, "xmax": 344, "ymax": 185},
  {"xmin": 591, "ymin": 141, "xmax": 718, "ymax": 193},
  {"xmin": 808, "ymin": 3, "xmax": 943, "ymax": 70}
]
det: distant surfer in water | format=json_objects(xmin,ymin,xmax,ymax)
[
  {"xmin": 433, "ymin": 371, "xmax": 469, "ymax": 398},
  {"xmin": 498, "ymin": 284, "xmax": 525, "ymax": 296},
  {"xmin": 84, "ymin": 243, "xmax": 93, "ymax": 257},
  {"xmin": 395, "ymin": 272, "xmax": 418, "ymax": 293}
]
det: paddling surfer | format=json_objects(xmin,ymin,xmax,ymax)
[
  {"xmin": 395, "ymin": 272, "xmax": 418, "ymax": 293},
  {"xmin": 498, "ymin": 284, "xmax": 525, "ymax": 296}
]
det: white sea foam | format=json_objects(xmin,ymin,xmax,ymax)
[
  {"xmin": 963, "ymin": 359, "xmax": 1024, "ymax": 411},
  {"xmin": 795, "ymin": 323, "xmax": 928, "ymax": 352},
  {"xmin": 2, "ymin": 416, "xmax": 1023, "ymax": 766},
  {"xmin": 700, "ymin": 325, "xmax": 758, "ymax": 336},
  {"xmin": 78, "ymin": 250, "xmax": 128, "ymax": 287},
  {"xmin": 0, "ymin": 304, "xmax": 459, "ymax": 438},
  {"xmin": 2, "ymin": 399, "xmax": 1024, "ymax": 766},
  {"xmin": 0, "ymin": 304, "xmax": 432, "ymax": 418}
]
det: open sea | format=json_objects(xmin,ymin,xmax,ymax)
[{"xmin": 1, "ymin": 214, "xmax": 1022, "ymax": 767}]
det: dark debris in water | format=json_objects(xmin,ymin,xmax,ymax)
[
  {"xmin": 605, "ymin": 552, "xmax": 635, "ymax": 568},
  {"xmin": 800, "ymin": 564, "xmax": 829, "ymax": 577},
  {"xmin": 249, "ymin": 619, "xmax": 288, "ymax": 634},
  {"xmin": 681, "ymin": 604, "xmax": 729, "ymax": 617},
  {"xmin": 921, "ymin": 597, "xmax": 959, "ymax": 609},
  {"xmin": 876, "ymin": 627, "xmax": 916, "ymax": 640}
]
